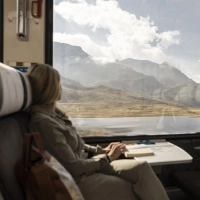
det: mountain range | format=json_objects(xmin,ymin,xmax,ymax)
[{"xmin": 54, "ymin": 41, "xmax": 200, "ymax": 108}]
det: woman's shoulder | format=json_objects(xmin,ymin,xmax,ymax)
[
  {"xmin": 29, "ymin": 106, "xmax": 72, "ymax": 131},
  {"xmin": 29, "ymin": 105, "xmax": 57, "ymax": 123},
  {"xmin": 30, "ymin": 111, "xmax": 57, "ymax": 126},
  {"xmin": 29, "ymin": 112, "xmax": 61, "ymax": 135}
]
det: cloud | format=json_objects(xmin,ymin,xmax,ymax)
[
  {"xmin": 191, "ymin": 75, "xmax": 200, "ymax": 83},
  {"xmin": 54, "ymin": 32, "xmax": 105, "ymax": 58},
  {"xmin": 54, "ymin": 0, "xmax": 180, "ymax": 63},
  {"xmin": 157, "ymin": 31, "xmax": 180, "ymax": 49}
]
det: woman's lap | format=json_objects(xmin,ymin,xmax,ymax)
[
  {"xmin": 79, "ymin": 157, "xmax": 169, "ymax": 200},
  {"xmin": 103, "ymin": 159, "xmax": 149, "ymax": 183},
  {"xmin": 102, "ymin": 159, "xmax": 169, "ymax": 200},
  {"xmin": 78, "ymin": 173, "xmax": 139, "ymax": 200}
]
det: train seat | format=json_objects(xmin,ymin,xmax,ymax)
[
  {"xmin": 0, "ymin": 63, "xmax": 32, "ymax": 117},
  {"xmin": 172, "ymin": 170, "xmax": 200, "ymax": 200},
  {"xmin": 172, "ymin": 145, "xmax": 200, "ymax": 200},
  {"xmin": 0, "ymin": 63, "xmax": 84, "ymax": 200},
  {"xmin": 0, "ymin": 111, "xmax": 31, "ymax": 200},
  {"xmin": 0, "ymin": 63, "xmax": 32, "ymax": 200},
  {"xmin": 0, "ymin": 190, "xmax": 4, "ymax": 200}
]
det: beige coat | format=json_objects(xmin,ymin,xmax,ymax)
[{"xmin": 29, "ymin": 105, "xmax": 109, "ymax": 182}]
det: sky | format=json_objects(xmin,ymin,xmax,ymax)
[{"xmin": 53, "ymin": 0, "xmax": 200, "ymax": 82}]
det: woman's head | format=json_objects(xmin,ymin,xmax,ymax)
[{"xmin": 27, "ymin": 64, "xmax": 61, "ymax": 106}]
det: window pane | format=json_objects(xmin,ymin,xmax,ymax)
[{"xmin": 53, "ymin": 0, "xmax": 200, "ymax": 137}]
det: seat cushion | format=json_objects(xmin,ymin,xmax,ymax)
[
  {"xmin": 172, "ymin": 170, "xmax": 200, "ymax": 199},
  {"xmin": 0, "ymin": 112, "xmax": 30, "ymax": 200}
]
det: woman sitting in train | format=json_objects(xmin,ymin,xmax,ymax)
[{"xmin": 27, "ymin": 64, "xmax": 169, "ymax": 200}]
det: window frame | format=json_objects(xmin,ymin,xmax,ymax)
[
  {"xmin": 84, "ymin": 134, "xmax": 200, "ymax": 144},
  {"xmin": 49, "ymin": 0, "xmax": 200, "ymax": 143},
  {"xmin": 45, "ymin": 0, "xmax": 53, "ymax": 65},
  {"xmin": 0, "ymin": 0, "xmax": 3, "ymax": 62}
]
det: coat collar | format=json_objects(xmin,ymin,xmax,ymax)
[
  {"xmin": 30, "ymin": 105, "xmax": 72, "ymax": 125},
  {"xmin": 30, "ymin": 105, "xmax": 57, "ymax": 118}
]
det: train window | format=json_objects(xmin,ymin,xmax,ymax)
[{"xmin": 53, "ymin": 0, "xmax": 200, "ymax": 138}]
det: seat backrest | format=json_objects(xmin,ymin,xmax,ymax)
[
  {"xmin": 0, "ymin": 112, "xmax": 31, "ymax": 200},
  {"xmin": 0, "ymin": 62, "xmax": 31, "ymax": 117},
  {"xmin": 0, "ymin": 63, "xmax": 32, "ymax": 199}
]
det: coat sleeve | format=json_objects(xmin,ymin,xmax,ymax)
[
  {"xmin": 29, "ymin": 118, "xmax": 109, "ymax": 179},
  {"xmin": 83, "ymin": 143, "xmax": 105, "ymax": 155}
]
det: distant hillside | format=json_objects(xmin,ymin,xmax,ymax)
[
  {"xmin": 59, "ymin": 80, "xmax": 171, "ymax": 117},
  {"xmin": 160, "ymin": 62, "xmax": 195, "ymax": 87},
  {"xmin": 96, "ymin": 75, "xmax": 166, "ymax": 97},
  {"xmin": 60, "ymin": 83, "xmax": 148, "ymax": 103},
  {"xmin": 59, "ymin": 79, "xmax": 200, "ymax": 118},
  {"xmin": 60, "ymin": 76, "xmax": 84, "ymax": 90},
  {"xmin": 119, "ymin": 58, "xmax": 196, "ymax": 87},
  {"xmin": 59, "ymin": 76, "xmax": 168, "ymax": 105}
]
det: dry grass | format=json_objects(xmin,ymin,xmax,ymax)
[{"xmin": 58, "ymin": 102, "xmax": 200, "ymax": 118}]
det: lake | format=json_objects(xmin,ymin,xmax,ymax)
[{"xmin": 71, "ymin": 116, "xmax": 200, "ymax": 136}]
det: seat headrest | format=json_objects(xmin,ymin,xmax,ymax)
[{"xmin": 0, "ymin": 63, "xmax": 32, "ymax": 117}]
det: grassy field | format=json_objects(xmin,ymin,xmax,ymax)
[
  {"xmin": 58, "ymin": 102, "xmax": 200, "ymax": 136},
  {"xmin": 58, "ymin": 102, "xmax": 200, "ymax": 118}
]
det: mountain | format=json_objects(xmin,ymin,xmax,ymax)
[
  {"xmin": 60, "ymin": 76, "xmax": 84, "ymax": 90},
  {"xmin": 67, "ymin": 62, "xmax": 145, "ymax": 85},
  {"xmin": 54, "ymin": 42, "xmax": 166, "ymax": 97},
  {"xmin": 54, "ymin": 42, "xmax": 89, "ymax": 61},
  {"xmin": 59, "ymin": 76, "xmax": 164, "ymax": 104},
  {"xmin": 59, "ymin": 77, "xmax": 200, "ymax": 119},
  {"xmin": 54, "ymin": 42, "xmax": 200, "ymax": 107},
  {"xmin": 119, "ymin": 58, "xmax": 196, "ymax": 87},
  {"xmin": 118, "ymin": 58, "xmax": 200, "ymax": 105},
  {"xmin": 173, "ymin": 84, "xmax": 200, "ymax": 107},
  {"xmin": 96, "ymin": 74, "xmax": 166, "ymax": 97},
  {"xmin": 159, "ymin": 62, "xmax": 195, "ymax": 87},
  {"xmin": 119, "ymin": 58, "xmax": 160, "ymax": 77},
  {"xmin": 54, "ymin": 42, "xmax": 91, "ymax": 78}
]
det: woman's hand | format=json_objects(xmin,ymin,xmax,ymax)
[
  {"xmin": 107, "ymin": 143, "xmax": 126, "ymax": 162},
  {"xmin": 102, "ymin": 142, "xmax": 121, "ymax": 153}
]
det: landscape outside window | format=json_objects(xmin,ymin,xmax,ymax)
[{"xmin": 53, "ymin": 0, "xmax": 200, "ymax": 137}]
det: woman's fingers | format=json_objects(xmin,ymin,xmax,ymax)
[
  {"xmin": 109, "ymin": 142, "xmax": 120, "ymax": 148},
  {"xmin": 120, "ymin": 145, "xmax": 127, "ymax": 153},
  {"xmin": 111, "ymin": 144, "xmax": 126, "ymax": 154},
  {"xmin": 108, "ymin": 143, "xmax": 128, "ymax": 161},
  {"xmin": 111, "ymin": 143, "xmax": 122, "ymax": 150},
  {"xmin": 110, "ymin": 142, "xmax": 120, "ymax": 145}
]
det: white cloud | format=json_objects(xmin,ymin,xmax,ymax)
[
  {"xmin": 157, "ymin": 31, "xmax": 180, "ymax": 49},
  {"xmin": 54, "ymin": 0, "xmax": 180, "ymax": 63},
  {"xmin": 191, "ymin": 75, "xmax": 200, "ymax": 83},
  {"xmin": 76, "ymin": 0, "xmax": 86, "ymax": 3},
  {"xmin": 54, "ymin": 32, "xmax": 105, "ymax": 58}
]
